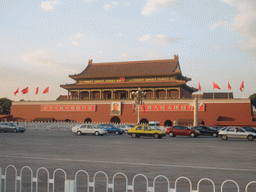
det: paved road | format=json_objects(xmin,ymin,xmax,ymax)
[{"xmin": 0, "ymin": 129, "xmax": 256, "ymax": 191}]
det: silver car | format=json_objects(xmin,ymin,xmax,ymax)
[
  {"xmin": 218, "ymin": 126, "xmax": 256, "ymax": 141},
  {"xmin": 71, "ymin": 124, "xmax": 107, "ymax": 136},
  {"xmin": 0, "ymin": 122, "xmax": 26, "ymax": 133}
]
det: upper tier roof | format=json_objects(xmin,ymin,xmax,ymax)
[{"xmin": 70, "ymin": 55, "xmax": 181, "ymax": 79}]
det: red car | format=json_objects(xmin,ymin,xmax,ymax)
[{"xmin": 165, "ymin": 126, "xmax": 200, "ymax": 137}]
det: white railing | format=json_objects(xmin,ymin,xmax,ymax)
[
  {"xmin": 1, "ymin": 121, "xmax": 138, "ymax": 131},
  {"xmin": 1, "ymin": 165, "xmax": 255, "ymax": 192}
]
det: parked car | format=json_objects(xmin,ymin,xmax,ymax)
[
  {"xmin": 192, "ymin": 125, "xmax": 218, "ymax": 137},
  {"xmin": 118, "ymin": 124, "xmax": 134, "ymax": 132},
  {"xmin": 97, "ymin": 124, "xmax": 124, "ymax": 135},
  {"xmin": 242, "ymin": 127, "xmax": 256, "ymax": 133},
  {"xmin": 127, "ymin": 124, "xmax": 165, "ymax": 139},
  {"xmin": 148, "ymin": 121, "xmax": 160, "ymax": 130},
  {"xmin": 0, "ymin": 122, "xmax": 26, "ymax": 133},
  {"xmin": 71, "ymin": 124, "xmax": 107, "ymax": 136},
  {"xmin": 165, "ymin": 125, "xmax": 200, "ymax": 137},
  {"xmin": 218, "ymin": 126, "xmax": 256, "ymax": 141}
]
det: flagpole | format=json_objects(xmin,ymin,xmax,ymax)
[
  {"xmin": 213, "ymin": 81, "xmax": 214, "ymax": 99},
  {"xmin": 228, "ymin": 79, "xmax": 229, "ymax": 99},
  {"xmin": 228, "ymin": 78, "xmax": 229, "ymax": 99},
  {"xmin": 243, "ymin": 81, "xmax": 245, "ymax": 99}
]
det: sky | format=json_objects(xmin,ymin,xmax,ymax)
[{"xmin": 0, "ymin": 0, "xmax": 255, "ymax": 101}]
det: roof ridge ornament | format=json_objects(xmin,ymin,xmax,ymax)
[
  {"xmin": 88, "ymin": 59, "xmax": 93, "ymax": 65},
  {"xmin": 174, "ymin": 54, "xmax": 179, "ymax": 60}
]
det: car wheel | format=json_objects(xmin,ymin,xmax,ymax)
[
  {"xmin": 154, "ymin": 134, "xmax": 159, "ymax": 139},
  {"xmin": 221, "ymin": 135, "xmax": 228, "ymax": 140},
  {"xmin": 247, "ymin": 135, "xmax": 254, "ymax": 141},
  {"xmin": 168, "ymin": 132, "xmax": 174, "ymax": 137},
  {"xmin": 132, "ymin": 133, "xmax": 136, "ymax": 138},
  {"xmin": 190, "ymin": 132, "xmax": 196, "ymax": 138},
  {"xmin": 115, "ymin": 131, "xmax": 119, "ymax": 135},
  {"xmin": 212, "ymin": 133, "xmax": 218, "ymax": 137},
  {"xmin": 13, "ymin": 129, "xmax": 17, "ymax": 133},
  {"xmin": 77, "ymin": 131, "xmax": 82, "ymax": 136},
  {"xmin": 95, "ymin": 131, "xmax": 99, "ymax": 136}
]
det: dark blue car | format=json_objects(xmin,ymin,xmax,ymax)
[
  {"xmin": 243, "ymin": 127, "xmax": 256, "ymax": 133},
  {"xmin": 97, "ymin": 124, "xmax": 124, "ymax": 135}
]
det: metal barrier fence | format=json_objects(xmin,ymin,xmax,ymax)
[
  {"xmin": 16, "ymin": 121, "xmax": 80, "ymax": 131},
  {"xmin": 1, "ymin": 165, "xmax": 256, "ymax": 192},
  {"xmin": 2, "ymin": 121, "xmax": 167, "ymax": 132}
]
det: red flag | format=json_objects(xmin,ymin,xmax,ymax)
[
  {"xmin": 228, "ymin": 82, "xmax": 231, "ymax": 90},
  {"xmin": 240, "ymin": 81, "xmax": 244, "ymax": 92},
  {"xmin": 14, "ymin": 88, "xmax": 19, "ymax": 96},
  {"xmin": 35, "ymin": 87, "xmax": 39, "ymax": 95},
  {"xmin": 142, "ymin": 103, "xmax": 145, "ymax": 114},
  {"xmin": 198, "ymin": 82, "xmax": 201, "ymax": 92},
  {"xmin": 213, "ymin": 82, "xmax": 220, "ymax": 89},
  {"xmin": 43, "ymin": 87, "xmax": 49, "ymax": 94},
  {"xmin": 21, "ymin": 87, "xmax": 29, "ymax": 94}
]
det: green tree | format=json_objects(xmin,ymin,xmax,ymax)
[
  {"xmin": 249, "ymin": 93, "xmax": 256, "ymax": 108},
  {"xmin": 0, "ymin": 98, "xmax": 12, "ymax": 115}
]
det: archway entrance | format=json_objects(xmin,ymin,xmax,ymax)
[
  {"xmin": 164, "ymin": 120, "xmax": 172, "ymax": 127},
  {"xmin": 84, "ymin": 118, "xmax": 92, "ymax": 123},
  {"xmin": 110, "ymin": 116, "xmax": 121, "ymax": 124},
  {"xmin": 140, "ymin": 118, "xmax": 148, "ymax": 124}
]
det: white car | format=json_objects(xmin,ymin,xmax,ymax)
[
  {"xmin": 148, "ymin": 121, "xmax": 160, "ymax": 130},
  {"xmin": 118, "ymin": 124, "xmax": 134, "ymax": 132},
  {"xmin": 218, "ymin": 126, "xmax": 256, "ymax": 141},
  {"xmin": 71, "ymin": 124, "xmax": 107, "ymax": 136}
]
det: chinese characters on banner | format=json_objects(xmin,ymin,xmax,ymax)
[
  {"xmin": 139, "ymin": 104, "xmax": 205, "ymax": 111},
  {"xmin": 41, "ymin": 105, "xmax": 96, "ymax": 112}
]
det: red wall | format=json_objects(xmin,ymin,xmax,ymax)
[{"xmin": 10, "ymin": 101, "xmax": 256, "ymax": 127}]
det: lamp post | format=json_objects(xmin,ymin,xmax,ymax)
[
  {"xmin": 132, "ymin": 88, "xmax": 146, "ymax": 124},
  {"xmin": 193, "ymin": 96, "xmax": 198, "ymax": 126}
]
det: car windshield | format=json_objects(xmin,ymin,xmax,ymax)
[
  {"xmin": 220, "ymin": 127, "xmax": 227, "ymax": 131},
  {"xmin": 88, "ymin": 125, "xmax": 95, "ymax": 129},
  {"xmin": 206, "ymin": 126, "xmax": 214, "ymax": 130},
  {"xmin": 9, "ymin": 123, "xmax": 18, "ymax": 127},
  {"xmin": 144, "ymin": 126, "xmax": 152, "ymax": 131}
]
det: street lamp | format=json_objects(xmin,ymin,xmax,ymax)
[{"xmin": 132, "ymin": 87, "xmax": 146, "ymax": 124}]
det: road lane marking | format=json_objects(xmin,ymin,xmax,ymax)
[{"xmin": 2, "ymin": 155, "xmax": 256, "ymax": 172}]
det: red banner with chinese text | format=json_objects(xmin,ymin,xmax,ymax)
[
  {"xmin": 41, "ymin": 105, "xmax": 96, "ymax": 112},
  {"xmin": 139, "ymin": 104, "xmax": 205, "ymax": 111}
]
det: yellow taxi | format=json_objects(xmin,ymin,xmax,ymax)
[{"xmin": 127, "ymin": 124, "xmax": 165, "ymax": 139}]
